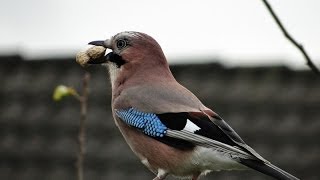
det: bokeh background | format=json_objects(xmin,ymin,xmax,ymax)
[{"xmin": 1, "ymin": 0, "xmax": 320, "ymax": 180}]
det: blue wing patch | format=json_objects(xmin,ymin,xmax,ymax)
[{"xmin": 115, "ymin": 108, "xmax": 167, "ymax": 137}]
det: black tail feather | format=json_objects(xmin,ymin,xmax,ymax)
[{"xmin": 240, "ymin": 159, "xmax": 299, "ymax": 180}]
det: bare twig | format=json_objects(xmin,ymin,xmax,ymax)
[
  {"xmin": 262, "ymin": 0, "xmax": 320, "ymax": 75},
  {"xmin": 77, "ymin": 72, "xmax": 90, "ymax": 180}
]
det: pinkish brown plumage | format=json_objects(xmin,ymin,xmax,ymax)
[{"xmin": 86, "ymin": 31, "xmax": 299, "ymax": 180}]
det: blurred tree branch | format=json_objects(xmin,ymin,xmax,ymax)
[
  {"xmin": 262, "ymin": 0, "xmax": 320, "ymax": 75},
  {"xmin": 77, "ymin": 72, "xmax": 90, "ymax": 180},
  {"xmin": 53, "ymin": 72, "xmax": 90, "ymax": 180}
]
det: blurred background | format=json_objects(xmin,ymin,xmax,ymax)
[{"xmin": 1, "ymin": 0, "xmax": 320, "ymax": 180}]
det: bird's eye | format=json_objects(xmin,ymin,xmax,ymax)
[{"xmin": 116, "ymin": 39, "xmax": 127, "ymax": 50}]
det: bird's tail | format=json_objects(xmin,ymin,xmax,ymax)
[{"xmin": 239, "ymin": 159, "xmax": 299, "ymax": 180}]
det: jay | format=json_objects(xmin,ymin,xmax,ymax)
[{"xmin": 83, "ymin": 31, "xmax": 299, "ymax": 180}]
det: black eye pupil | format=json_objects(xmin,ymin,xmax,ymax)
[{"xmin": 117, "ymin": 39, "xmax": 127, "ymax": 49}]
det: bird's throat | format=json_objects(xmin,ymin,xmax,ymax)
[{"xmin": 107, "ymin": 63, "xmax": 120, "ymax": 89}]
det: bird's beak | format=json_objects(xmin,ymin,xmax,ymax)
[
  {"xmin": 88, "ymin": 39, "xmax": 112, "ymax": 49},
  {"xmin": 87, "ymin": 39, "xmax": 112, "ymax": 64}
]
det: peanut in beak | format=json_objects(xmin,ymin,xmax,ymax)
[{"xmin": 76, "ymin": 46, "xmax": 106, "ymax": 67}]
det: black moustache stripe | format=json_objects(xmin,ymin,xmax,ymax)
[{"xmin": 107, "ymin": 52, "xmax": 126, "ymax": 68}]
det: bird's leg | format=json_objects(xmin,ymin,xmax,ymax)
[
  {"xmin": 192, "ymin": 172, "xmax": 200, "ymax": 180},
  {"xmin": 152, "ymin": 169, "xmax": 168, "ymax": 180}
]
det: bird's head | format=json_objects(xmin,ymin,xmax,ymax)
[
  {"xmin": 88, "ymin": 31, "xmax": 174, "ymax": 88},
  {"xmin": 88, "ymin": 31, "xmax": 168, "ymax": 68}
]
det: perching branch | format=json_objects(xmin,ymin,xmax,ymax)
[
  {"xmin": 77, "ymin": 72, "xmax": 90, "ymax": 180},
  {"xmin": 262, "ymin": 0, "xmax": 320, "ymax": 75}
]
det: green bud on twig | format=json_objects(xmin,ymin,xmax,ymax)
[{"xmin": 53, "ymin": 85, "xmax": 79, "ymax": 101}]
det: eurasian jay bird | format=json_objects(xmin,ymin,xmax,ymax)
[{"xmin": 86, "ymin": 31, "xmax": 299, "ymax": 180}]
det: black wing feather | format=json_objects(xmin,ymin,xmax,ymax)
[
  {"xmin": 157, "ymin": 112, "xmax": 242, "ymax": 151},
  {"xmin": 240, "ymin": 159, "xmax": 299, "ymax": 180},
  {"xmin": 152, "ymin": 136, "xmax": 195, "ymax": 150}
]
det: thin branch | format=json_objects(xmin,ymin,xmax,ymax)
[
  {"xmin": 262, "ymin": 0, "xmax": 320, "ymax": 75},
  {"xmin": 77, "ymin": 72, "xmax": 90, "ymax": 180}
]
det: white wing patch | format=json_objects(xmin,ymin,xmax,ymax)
[{"xmin": 184, "ymin": 119, "xmax": 201, "ymax": 132}]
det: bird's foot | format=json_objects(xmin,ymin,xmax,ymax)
[
  {"xmin": 152, "ymin": 169, "xmax": 168, "ymax": 180},
  {"xmin": 192, "ymin": 172, "xmax": 201, "ymax": 180}
]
